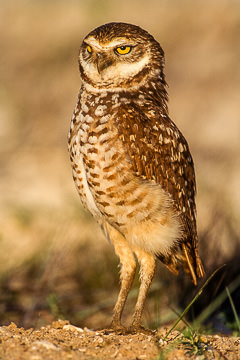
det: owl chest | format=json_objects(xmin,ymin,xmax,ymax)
[{"xmin": 69, "ymin": 109, "xmax": 122, "ymax": 218}]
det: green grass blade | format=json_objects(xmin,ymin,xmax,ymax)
[
  {"xmin": 169, "ymin": 306, "xmax": 192, "ymax": 330},
  {"xmin": 194, "ymin": 273, "xmax": 240, "ymax": 326},
  {"xmin": 163, "ymin": 265, "xmax": 225, "ymax": 341},
  {"xmin": 226, "ymin": 286, "xmax": 240, "ymax": 334}
]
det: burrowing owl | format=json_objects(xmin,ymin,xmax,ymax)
[{"xmin": 68, "ymin": 22, "xmax": 205, "ymax": 331}]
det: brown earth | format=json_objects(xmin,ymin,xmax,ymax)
[{"xmin": 0, "ymin": 320, "xmax": 239, "ymax": 360}]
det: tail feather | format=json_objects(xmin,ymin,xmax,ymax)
[
  {"xmin": 182, "ymin": 243, "xmax": 197, "ymax": 285},
  {"xmin": 196, "ymin": 253, "xmax": 205, "ymax": 278},
  {"xmin": 182, "ymin": 242, "xmax": 205, "ymax": 285},
  {"xmin": 157, "ymin": 241, "xmax": 205, "ymax": 286}
]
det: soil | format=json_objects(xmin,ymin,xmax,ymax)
[{"xmin": 0, "ymin": 320, "xmax": 239, "ymax": 360}]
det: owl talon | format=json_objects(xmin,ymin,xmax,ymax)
[
  {"xmin": 127, "ymin": 325, "xmax": 154, "ymax": 335},
  {"xmin": 103, "ymin": 323, "xmax": 127, "ymax": 335}
]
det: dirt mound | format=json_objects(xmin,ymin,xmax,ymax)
[{"xmin": 0, "ymin": 320, "xmax": 239, "ymax": 360}]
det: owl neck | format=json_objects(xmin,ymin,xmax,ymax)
[
  {"xmin": 81, "ymin": 74, "xmax": 168, "ymax": 115},
  {"xmin": 139, "ymin": 78, "xmax": 169, "ymax": 114}
]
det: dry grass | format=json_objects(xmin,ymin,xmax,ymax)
[{"xmin": 0, "ymin": 0, "xmax": 239, "ymax": 330}]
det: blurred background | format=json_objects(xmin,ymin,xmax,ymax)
[{"xmin": 0, "ymin": 0, "xmax": 239, "ymax": 332}]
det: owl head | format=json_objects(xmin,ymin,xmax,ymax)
[{"xmin": 78, "ymin": 22, "xmax": 166, "ymax": 91}]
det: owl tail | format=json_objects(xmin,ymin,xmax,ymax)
[
  {"xmin": 181, "ymin": 242, "xmax": 205, "ymax": 286},
  {"xmin": 157, "ymin": 242, "xmax": 205, "ymax": 285}
]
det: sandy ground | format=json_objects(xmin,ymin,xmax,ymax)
[{"xmin": 0, "ymin": 320, "xmax": 239, "ymax": 360}]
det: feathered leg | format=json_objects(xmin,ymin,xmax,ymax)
[
  {"xmin": 105, "ymin": 223, "xmax": 136, "ymax": 329},
  {"xmin": 131, "ymin": 249, "xmax": 156, "ymax": 329}
]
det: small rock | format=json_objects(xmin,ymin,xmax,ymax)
[
  {"xmin": 200, "ymin": 335, "xmax": 208, "ymax": 343},
  {"xmin": 63, "ymin": 324, "xmax": 84, "ymax": 333},
  {"xmin": 32, "ymin": 340, "xmax": 59, "ymax": 351},
  {"xmin": 52, "ymin": 320, "xmax": 70, "ymax": 329}
]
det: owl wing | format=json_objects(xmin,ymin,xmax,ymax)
[{"xmin": 115, "ymin": 103, "xmax": 205, "ymax": 284}]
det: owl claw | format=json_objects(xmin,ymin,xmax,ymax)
[
  {"xmin": 103, "ymin": 323, "xmax": 127, "ymax": 335},
  {"xmin": 127, "ymin": 325, "xmax": 154, "ymax": 335}
]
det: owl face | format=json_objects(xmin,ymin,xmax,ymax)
[{"xmin": 79, "ymin": 23, "xmax": 164, "ymax": 90}]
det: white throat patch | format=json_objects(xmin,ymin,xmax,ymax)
[
  {"xmin": 103, "ymin": 54, "xmax": 149, "ymax": 81},
  {"xmin": 80, "ymin": 52, "xmax": 150, "ymax": 85}
]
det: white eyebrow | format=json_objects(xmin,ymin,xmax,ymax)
[{"xmin": 85, "ymin": 36, "xmax": 133, "ymax": 50}]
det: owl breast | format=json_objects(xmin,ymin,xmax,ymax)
[
  {"xmin": 69, "ymin": 89, "xmax": 182, "ymax": 255},
  {"xmin": 69, "ymin": 90, "xmax": 129, "ymax": 223}
]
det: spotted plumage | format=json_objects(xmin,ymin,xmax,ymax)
[{"xmin": 68, "ymin": 22, "xmax": 205, "ymax": 331}]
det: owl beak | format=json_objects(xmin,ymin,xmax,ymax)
[{"xmin": 96, "ymin": 53, "xmax": 113, "ymax": 74}]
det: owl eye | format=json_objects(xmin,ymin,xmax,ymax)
[
  {"xmin": 115, "ymin": 46, "xmax": 132, "ymax": 55},
  {"xmin": 86, "ymin": 45, "xmax": 92, "ymax": 54}
]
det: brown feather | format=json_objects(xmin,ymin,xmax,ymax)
[{"xmin": 115, "ymin": 101, "xmax": 205, "ymax": 283}]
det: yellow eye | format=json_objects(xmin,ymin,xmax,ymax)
[
  {"xmin": 87, "ymin": 45, "xmax": 92, "ymax": 53},
  {"xmin": 115, "ymin": 46, "xmax": 132, "ymax": 55}
]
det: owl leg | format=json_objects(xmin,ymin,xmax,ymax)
[
  {"xmin": 131, "ymin": 249, "xmax": 156, "ymax": 330},
  {"xmin": 112, "ymin": 239, "xmax": 136, "ymax": 329},
  {"xmin": 105, "ymin": 223, "xmax": 136, "ymax": 330}
]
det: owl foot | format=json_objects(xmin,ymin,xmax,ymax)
[
  {"xmin": 103, "ymin": 322, "xmax": 127, "ymax": 335},
  {"xmin": 127, "ymin": 324, "xmax": 154, "ymax": 335}
]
